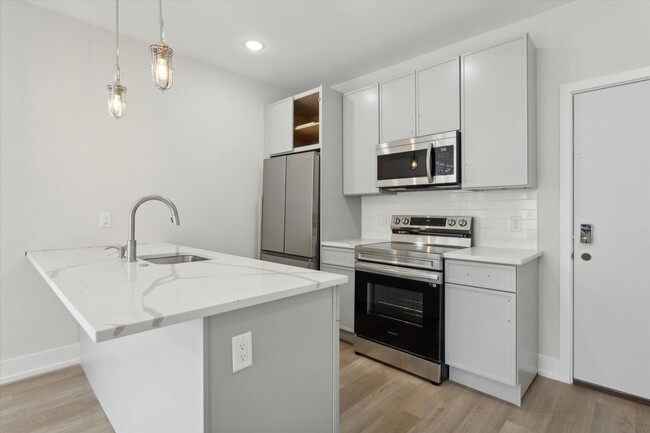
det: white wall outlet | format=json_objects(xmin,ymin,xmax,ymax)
[
  {"xmin": 100, "ymin": 212, "xmax": 112, "ymax": 228},
  {"xmin": 231, "ymin": 331, "xmax": 253, "ymax": 373},
  {"xmin": 379, "ymin": 214, "xmax": 389, "ymax": 226},
  {"xmin": 511, "ymin": 216, "xmax": 522, "ymax": 232}
]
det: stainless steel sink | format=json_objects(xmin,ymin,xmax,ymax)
[{"xmin": 139, "ymin": 253, "xmax": 209, "ymax": 265}]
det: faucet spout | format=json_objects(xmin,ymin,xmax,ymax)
[{"xmin": 127, "ymin": 194, "xmax": 180, "ymax": 262}]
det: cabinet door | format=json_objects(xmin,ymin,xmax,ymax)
[
  {"xmin": 321, "ymin": 264, "xmax": 355, "ymax": 333},
  {"xmin": 462, "ymin": 36, "xmax": 530, "ymax": 189},
  {"xmin": 265, "ymin": 97, "xmax": 293, "ymax": 157},
  {"xmin": 417, "ymin": 58, "xmax": 460, "ymax": 136},
  {"xmin": 445, "ymin": 283, "xmax": 516, "ymax": 385},
  {"xmin": 343, "ymin": 85, "xmax": 380, "ymax": 195},
  {"xmin": 380, "ymin": 73, "xmax": 415, "ymax": 143}
]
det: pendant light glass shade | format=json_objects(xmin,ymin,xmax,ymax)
[
  {"xmin": 107, "ymin": 83, "xmax": 127, "ymax": 119},
  {"xmin": 151, "ymin": 0, "xmax": 173, "ymax": 91},
  {"xmin": 107, "ymin": 0, "xmax": 126, "ymax": 119},
  {"xmin": 150, "ymin": 43, "xmax": 173, "ymax": 91}
]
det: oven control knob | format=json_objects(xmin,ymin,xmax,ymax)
[
  {"xmin": 403, "ymin": 218, "xmax": 409, "ymax": 225},
  {"xmin": 458, "ymin": 219, "xmax": 468, "ymax": 227},
  {"xmin": 447, "ymin": 219, "xmax": 456, "ymax": 227},
  {"xmin": 394, "ymin": 217, "xmax": 401, "ymax": 224}
]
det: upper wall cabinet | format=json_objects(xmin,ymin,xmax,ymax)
[
  {"xmin": 265, "ymin": 97, "xmax": 293, "ymax": 158},
  {"xmin": 343, "ymin": 85, "xmax": 380, "ymax": 196},
  {"xmin": 462, "ymin": 34, "xmax": 536, "ymax": 189},
  {"xmin": 417, "ymin": 58, "xmax": 460, "ymax": 137},
  {"xmin": 264, "ymin": 89, "xmax": 321, "ymax": 158},
  {"xmin": 380, "ymin": 72, "xmax": 415, "ymax": 143}
]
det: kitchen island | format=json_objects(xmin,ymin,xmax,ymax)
[{"xmin": 27, "ymin": 243, "xmax": 346, "ymax": 433}]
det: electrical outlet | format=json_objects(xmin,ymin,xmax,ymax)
[
  {"xmin": 100, "ymin": 212, "xmax": 112, "ymax": 228},
  {"xmin": 379, "ymin": 214, "xmax": 389, "ymax": 226},
  {"xmin": 511, "ymin": 216, "xmax": 522, "ymax": 232},
  {"xmin": 232, "ymin": 331, "xmax": 253, "ymax": 373}
]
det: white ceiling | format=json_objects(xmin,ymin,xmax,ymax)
[{"xmin": 27, "ymin": 0, "xmax": 570, "ymax": 92}]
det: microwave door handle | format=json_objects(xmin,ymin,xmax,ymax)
[{"xmin": 426, "ymin": 142, "xmax": 433, "ymax": 183}]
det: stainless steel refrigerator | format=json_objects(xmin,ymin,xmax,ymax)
[{"xmin": 260, "ymin": 151, "xmax": 320, "ymax": 269}]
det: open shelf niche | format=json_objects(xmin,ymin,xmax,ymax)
[{"xmin": 294, "ymin": 92, "xmax": 320, "ymax": 148}]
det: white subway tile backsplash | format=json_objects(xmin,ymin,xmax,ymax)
[{"xmin": 362, "ymin": 189, "xmax": 538, "ymax": 249}]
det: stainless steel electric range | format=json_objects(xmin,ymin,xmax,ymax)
[{"xmin": 354, "ymin": 215, "xmax": 473, "ymax": 384}]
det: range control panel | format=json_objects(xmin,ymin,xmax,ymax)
[{"xmin": 390, "ymin": 215, "xmax": 472, "ymax": 233}]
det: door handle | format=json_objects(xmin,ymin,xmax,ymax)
[
  {"xmin": 426, "ymin": 142, "xmax": 433, "ymax": 183},
  {"xmin": 581, "ymin": 253, "xmax": 592, "ymax": 261}
]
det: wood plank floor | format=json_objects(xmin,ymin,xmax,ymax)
[{"xmin": 1, "ymin": 341, "xmax": 648, "ymax": 433}]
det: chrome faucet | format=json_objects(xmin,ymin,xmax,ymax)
[{"xmin": 127, "ymin": 195, "xmax": 180, "ymax": 262}]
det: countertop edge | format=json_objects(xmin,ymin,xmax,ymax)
[{"xmin": 443, "ymin": 248, "xmax": 543, "ymax": 266}]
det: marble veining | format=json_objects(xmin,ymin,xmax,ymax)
[{"xmin": 27, "ymin": 243, "xmax": 347, "ymax": 342}]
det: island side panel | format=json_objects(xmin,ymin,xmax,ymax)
[
  {"xmin": 208, "ymin": 286, "xmax": 338, "ymax": 433},
  {"xmin": 80, "ymin": 319, "xmax": 205, "ymax": 433}
]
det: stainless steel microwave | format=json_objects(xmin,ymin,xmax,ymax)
[{"xmin": 376, "ymin": 131, "xmax": 460, "ymax": 190}]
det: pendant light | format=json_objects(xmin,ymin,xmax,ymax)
[
  {"xmin": 149, "ymin": 0, "xmax": 173, "ymax": 91},
  {"xmin": 107, "ymin": 0, "xmax": 126, "ymax": 119}
]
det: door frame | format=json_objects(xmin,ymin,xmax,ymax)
[{"xmin": 558, "ymin": 66, "xmax": 650, "ymax": 384}]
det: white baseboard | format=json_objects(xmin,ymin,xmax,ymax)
[
  {"xmin": 538, "ymin": 354, "xmax": 562, "ymax": 382},
  {"xmin": 0, "ymin": 343, "xmax": 80, "ymax": 385}
]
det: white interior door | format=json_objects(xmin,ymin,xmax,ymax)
[{"xmin": 573, "ymin": 78, "xmax": 650, "ymax": 399}]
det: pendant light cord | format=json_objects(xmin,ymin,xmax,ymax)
[
  {"xmin": 114, "ymin": 0, "xmax": 121, "ymax": 82},
  {"xmin": 159, "ymin": 0, "xmax": 165, "ymax": 43}
]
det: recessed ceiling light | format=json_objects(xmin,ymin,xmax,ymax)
[{"xmin": 244, "ymin": 40, "xmax": 265, "ymax": 52}]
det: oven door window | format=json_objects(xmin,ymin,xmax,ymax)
[
  {"xmin": 355, "ymin": 270, "xmax": 443, "ymax": 363},
  {"xmin": 370, "ymin": 283, "xmax": 424, "ymax": 325}
]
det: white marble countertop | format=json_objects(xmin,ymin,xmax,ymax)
[
  {"xmin": 27, "ymin": 243, "xmax": 347, "ymax": 343},
  {"xmin": 443, "ymin": 246, "xmax": 543, "ymax": 266},
  {"xmin": 321, "ymin": 238, "xmax": 384, "ymax": 249}
]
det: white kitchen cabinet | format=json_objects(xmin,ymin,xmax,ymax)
[
  {"xmin": 264, "ymin": 97, "xmax": 293, "ymax": 157},
  {"xmin": 444, "ymin": 258, "xmax": 538, "ymax": 406},
  {"xmin": 321, "ymin": 264, "xmax": 355, "ymax": 335},
  {"xmin": 462, "ymin": 34, "xmax": 536, "ymax": 189},
  {"xmin": 417, "ymin": 58, "xmax": 460, "ymax": 136},
  {"xmin": 380, "ymin": 72, "xmax": 415, "ymax": 142},
  {"xmin": 446, "ymin": 283, "xmax": 516, "ymax": 385},
  {"xmin": 343, "ymin": 85, "xmax": 380, "ymax": 196},
  {"xmin": 321, "ymin": 245, "xmax": 357, "ymax": 342}
]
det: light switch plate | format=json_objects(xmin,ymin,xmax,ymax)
[{"xmin": 100, "ymin": 212, "xmax": 112, "ymax": 228}]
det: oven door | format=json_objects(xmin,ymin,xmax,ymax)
[{"xmin": 354, "ymin": 262, "xmax": 443, "ymax": 363}]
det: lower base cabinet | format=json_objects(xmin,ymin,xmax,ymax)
[
  {"xmin": 445, "ymin": 259, "xmax": 538, "ymax": 406},
  {"xmin": 321, "ymin": 245, "xmax": 357, "ymax": 341},
  {"xmin": 321, "ymin": 264, "xmax": 355, "ymax": 336},
  {"xmin": 446, "ymin": 284, "xmax": 516, "ymax": 385}
]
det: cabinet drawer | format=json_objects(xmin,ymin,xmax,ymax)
[
  {"xmin": 446, "ymin": 260, "xmax": 516, "ymax": 292},
  {"xmin": 321, "ymin": 247, "xmax": 355, "ymax": 268}
]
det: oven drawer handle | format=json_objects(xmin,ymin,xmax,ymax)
[
  {"xmin": 355, "ymin": 253, "xmax": 439, "ymax": 270},
  {"xmin": 355, "ymin": 261, "xmax": 442, "ymax": 284}
]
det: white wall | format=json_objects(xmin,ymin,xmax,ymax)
[
  {"xmin": 333, "ymin": 0, "xmax": 650, "ymax": 376},
  {"xmin": 0, "ymin": 1, "xmax": 286, "ymax": 369}
]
